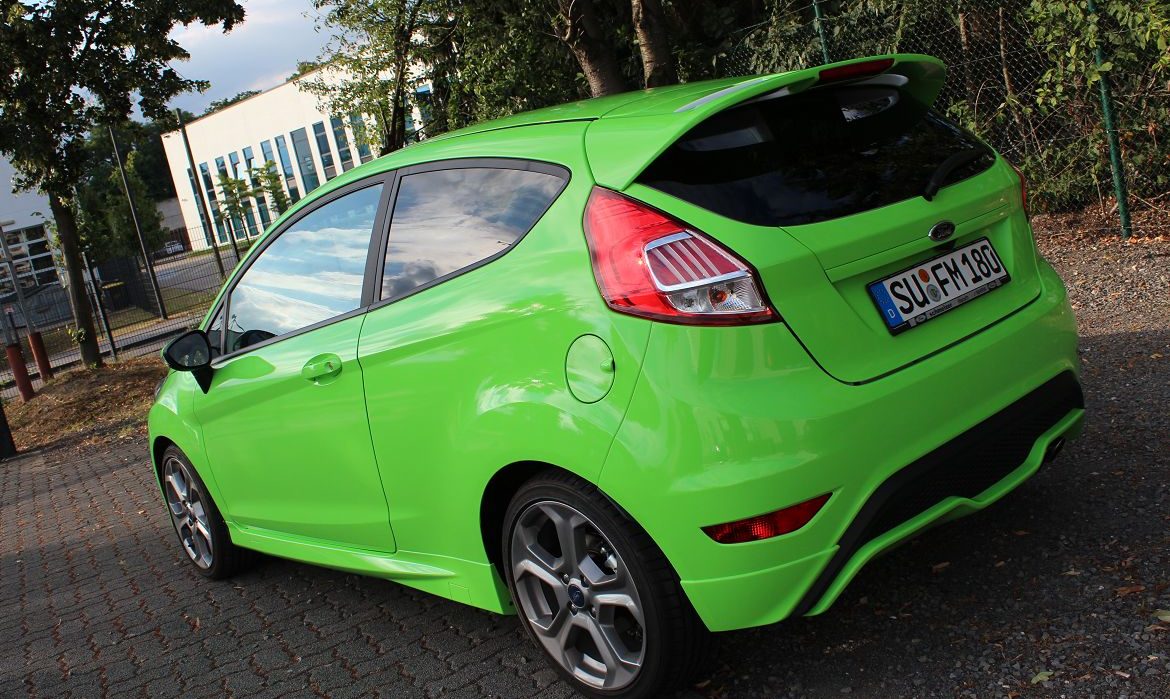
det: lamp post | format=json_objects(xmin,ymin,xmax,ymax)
[
  {"xmin": 108, "ymin": 125, "xmax": 168, "ymax": 319},
  {"xmin": 175, "ymin": 109, "xmax": 227, "ymax": 278}
]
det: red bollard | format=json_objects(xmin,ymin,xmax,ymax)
[
  {"xmin": 27, "ymin": 331, "xmax": 53, "ymax": 382},
  {"xmin": 5, "ymin": 343, "xmax": 34, "ymax": 402}
]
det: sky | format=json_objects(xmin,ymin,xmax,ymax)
[{"xmin": 167, "ymin": 0, "xmax": 337, "ymax": 116}]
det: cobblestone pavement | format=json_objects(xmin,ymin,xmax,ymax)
[
  {"xmin": 2, "ymin": 238, "xmax": 1168, "ymax": 699},
  {"xmin": 0, "ymin": 442, "xmax": 584, "ymax": 699}
]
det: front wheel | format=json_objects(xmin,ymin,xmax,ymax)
[
  {"xmin": 159, "ymin": 446, "xmax": 250, "ymax": 579},
  {"xmin": 502, "ymin": 472, "xmax": 709, "ymax": 699}
]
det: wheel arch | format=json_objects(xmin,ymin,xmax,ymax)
[{"xmin": 479, "ymin": 459, "xmax": 643, "ymax": 579}]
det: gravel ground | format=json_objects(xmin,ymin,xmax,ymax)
[
  {"xmin": 694, "ymin": 233, "xmax": 1170, "ymax": 698},
  {"xmin": 1, "ymin": 232, "xmax": 1166, "ymax": 699}
]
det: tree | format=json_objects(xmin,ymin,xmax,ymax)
[
  {"xmin": 252, "ymin": 162, "xmax": 291, "ymax": 216},
  {"xmin": 305, "ymin": 0, "xmax": 431, "ymax": 156},
  {"xmin": 0, "ymin": 0, "xmax": 244, "ymax": 366},
  {"xmin": 214, "ymin": 172, "xmax": 254, "ymax": 234},
  {"xmin": 203, "ymin": 89, "xmax": 262, "ymax": 115},
  {"xmin": 76, "ymin": 142, "xmax": 168, "ymax": 264},
  {"xmin": 288, "ymin": 60, "xmax": 324, "ymax": 82},
  {"xmin": 556, "ymin": 0, "xmax": 629, "ymax": 97},
  {"xmin": 74, "ymin": 119, "xmax": 178, "ymax": 264},
  {"xmin": 631, "ymin": 0, "xmax": 676, "ymax": 87}
]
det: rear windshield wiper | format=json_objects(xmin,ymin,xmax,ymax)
[{"xmin": 923, "ymin": 148, "xmax": 988, "ymax": 201}]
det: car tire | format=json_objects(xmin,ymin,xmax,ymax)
[
  {"xmin": 503, "ymin": 470, "xmax": 710, "ymax": 699},
  {"xmin": 159, "ymin": 446, "xmax": 251, "ymax": 579}
]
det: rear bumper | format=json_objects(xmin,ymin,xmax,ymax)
[{"xmin": 598, "ymin": 259, "xmax": 1082, "ymax": 631}]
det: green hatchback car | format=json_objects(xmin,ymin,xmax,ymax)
[{"xmin": 151, "ymin": 54, "xmax": 1084, "ymax": 698}]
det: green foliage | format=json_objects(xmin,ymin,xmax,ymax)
[
  {"xmin": 730, "ymin": 0, "xmax": 1170, "ymax": 213},
  {"xmin": 76, "ymin": 148, "xmax": 168, "ymax": 263},
  {"xmin": 252, "ymin": 162, "xmax": 291, "ymax": 216},
  {"xmin": 288, "ymin": 61, "xmax": 324, "ymax": 82},
  {"xmin": 215, "ymin": 172, "xmax": 255, "ymax": 229},
  {"xmin": 0, "ymin": 0, "xmax": 245, "ymax": 198},
  {"xmin": 303, "ymin": 0, "xmax": 433, "ymax": 155},
  {"xmin": 203, "ymin": 89, "xmax": 262, "ymax": 115}
]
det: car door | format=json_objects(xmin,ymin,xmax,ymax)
[
  {"xmin": 194, "ymin": 178, "xmax": 396, "ymax": 552},
  {"xmin": 356, "ymin": 161, "xmax": 571, "ymax": 558}
]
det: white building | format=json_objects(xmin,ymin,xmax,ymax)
[
  {"xmin": 0, "ymin": 157, "xmax": 63, "ymax": 292},
  {"xmin": 0, "ymin": 156, "xmax": 70, "ymax": 329},
  {"xmin": 162, "ymin": 71, "xmax": 426, "ymax": 251}
]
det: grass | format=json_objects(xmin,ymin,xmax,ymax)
[{"xmin": 6, "ymin": 355, "xmax": 166, "ymax": 453}]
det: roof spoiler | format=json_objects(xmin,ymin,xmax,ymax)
[{"xmin": 585, "ymin": 54, "xmax": 947, "ymax": 190}]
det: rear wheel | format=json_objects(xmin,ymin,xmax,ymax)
[
  {"xmin": 503, "ymin": 472, "xmax": 709, "ymax": 699},
  {"xmin": 160, "ymin": 446, "xmax": 250, "ymax": 579}
]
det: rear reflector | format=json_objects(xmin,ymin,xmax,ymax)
[
  {"xmin": 818, "ymin": 58, "xmax": 895, "ymax": 84},
  {"xmin": 1009, "ymin": 161, "xmax": 1029, "ymax": 218},
  {"xmin": 583, "ymin": 188, "xmax": 776, "ymax": 326},
  {"xmin": 702, "ymin": 493, "xmax": 831, "ymax": 544}
]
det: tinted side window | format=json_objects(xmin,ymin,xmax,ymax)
[
  {"xmin": 226, "ymin": 184, "xmax": 383, "ymax": 352},
  {"xmin": 381, "ymin": 168, "xmax": 563, "ymax": 300}
]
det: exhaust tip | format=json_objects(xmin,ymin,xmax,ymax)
[{"xmin": 1043, "ymin": 437, "xmax": 1066, "ymax": 463}]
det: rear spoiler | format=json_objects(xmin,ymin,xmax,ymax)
[{"xmin": 585, "ymin": 54, "xmax": 947, "ymax": 190}]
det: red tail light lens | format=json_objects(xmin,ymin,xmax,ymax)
[
  {"xmin": 702, "ymin": 493, "xmax": 831, "ymax": 544},
  {"xmin": 818, "ymin": 58, "xmax": 895, "ymax": 83},
  {"xmin": 582, "ymin": 188, "xmax": 776, "ymax": 325}
]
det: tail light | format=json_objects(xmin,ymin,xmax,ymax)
[
  {"xmin": 702, "ymin": 493, "xmax": 831, "ymax": 544},
  {"xmin": 818, "ymin": 58, "xmax": 895, "ymax": 83},
  {"xmin": 583, "ymin": 188, "xmax": 776, "ymax": 326}
]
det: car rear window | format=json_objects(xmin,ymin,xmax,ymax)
[{"xmin": 638, "ymin": 84, "xmax": 995, "ymax": 227}]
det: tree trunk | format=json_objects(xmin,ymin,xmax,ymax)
[
  {"xmin": 47, "ymin": 194, "xmax": 103, "ymax": 368},
  {"xmin": 631, "ymin": 0, "xmax": 676, "ymax": 88},
  {"xmin": 558, "ymin": 0, "xmax": 627, "ymax": 97}
]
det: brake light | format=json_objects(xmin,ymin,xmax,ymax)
[
  {"xmin": 1009, "ymin": 161, "xmax": 1029, "ymax": 217},
  {"xmin": 702, "ymin": 493, "xmax": 831, "ymax": 544},
  {"xmin": 818, "ymin": 58, "xmax": 895, "ymax": 83},
  {"xmin": 583, "ymin": 188, "xmax": 776, "ymax": 325}
]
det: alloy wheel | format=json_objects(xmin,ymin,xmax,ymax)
[
  {"xmin": 162, "ymin": 456, "xmax": 214, "ymax": 569},
  {"xmin": 510, "ymin": 500, "xmax": 646, "ymax": 691}
]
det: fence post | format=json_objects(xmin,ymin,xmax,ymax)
[
  {"xmin": 1087, "ymin": 0, "xmax": 1133, "ymax": 239},
  {"xmin": 0, "ymin": 393, "xmax": 17, "ymax": 458},
  {"xmin": 812, "ymin": 0, "xmax": 831, "ymax": 64}
]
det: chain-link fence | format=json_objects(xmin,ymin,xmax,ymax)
[
  {"xmin": 3, "ymin": 4, "xmax": 1167, "ymax": 397},
  {"xmin": 0, "ymin": 227, "xmax": 247, "ymax": 400},
  {"xmin": 717, "ymin": 0, "xmax": 1170, "ymax": 239}
]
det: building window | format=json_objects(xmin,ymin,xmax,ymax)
[
  {"xmin": 215, "ymin": 156, "xmax": 246, "ymax": 241},
  {"xmin": 289, "ymin": 128, "xmax": 321, "ymax": 192},
  {"xmin": 228, "ymin": 151, "xmax": 260, "ymax": 237},
  {"xmin": 200, "ymin": 163, "xmax": 229, "ymax": 244},
  {"xmin": 312, "ymin": 122, "xmax": 337, "ymax": 181},
  {"xmin": 242, "ymin": 146, "xmax": 271, "ymax": 229},
  {"xmin": 350, "ymin": 114, "xmax": 373, "ymax": 163},
  {"xmin": 0, "ymin": 224, "xmax": 61, "ymax": 295},
  {"xmin": 186, "ymin": 168, "xmax": 214, "ymax": 246},
  {"xmin": 274, "ymin": 136, "xmax": 302, "ymax": 202},
  {"xmin": 331, "ymin": 117, "xmax": 354, "ymax": 172}
]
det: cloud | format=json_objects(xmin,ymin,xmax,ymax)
[{"xmin": 168, "ymin": 0, "xmax": 334, "ymax": 115}]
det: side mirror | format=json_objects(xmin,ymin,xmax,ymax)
[{"xmin": 163, "ymin": 329, "xmax": 214, "ymax": 393}]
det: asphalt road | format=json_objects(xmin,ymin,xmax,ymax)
[{"xmin": 1, "ymin": 236, "xmax": 1167, "ymax": 698}]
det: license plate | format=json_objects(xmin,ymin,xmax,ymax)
[{"xmin": 868, "ymin": 237, "xmax": 1009, "ymax": 334}]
